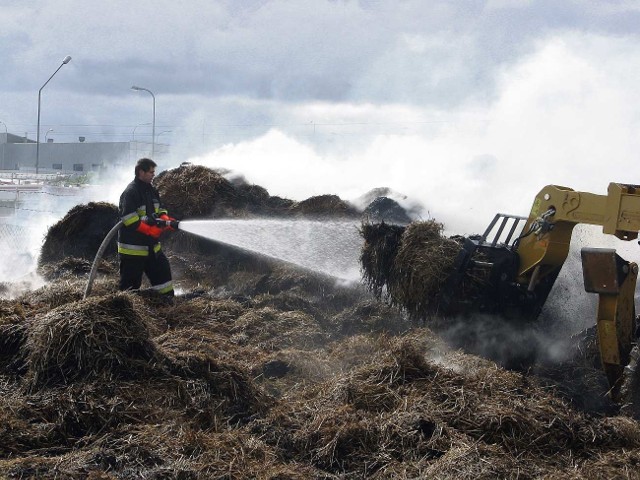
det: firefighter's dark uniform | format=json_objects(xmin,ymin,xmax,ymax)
[{"xmin": 118, "ymin": 177, "xmax": 174, "ymax": 295}]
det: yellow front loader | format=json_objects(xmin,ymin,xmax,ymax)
[{"xmin": 440, "ymin": 183, "xmax": 640, "ymax": 397}]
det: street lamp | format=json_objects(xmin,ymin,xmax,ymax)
[
  {"xmin": 156, "ymin": 131, "xmax": 172, "ymax": 157},
  {"xmin": 131, "ymin": 122, "xmax": 151, "ymax": 141},
  {"xmin": 44, "ymin": 129, "xmax": 54, "ymax": 169},
  {"xmin": 0, "ymin": 120, "xmax": 7, "ymax": 170},
  {"xmin": 156, "ymin": 130, "xmax": 172, "ymax": 141},
  {"xmin": 36, "ymin": 55, "xmax": 72, "ymax": 174},
  {"xmin": 131, "ymin": 85, "xmax": 155, "ymax": 157}
]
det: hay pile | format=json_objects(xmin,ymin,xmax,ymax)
[
  {"xmin": 154, "ymin": 164, "xmax": 360, "ymax": 220},
  {"xmin": 25, "ymin": 294, "xmax": 161, "ymax": 389},
  {"xmin": 292, "ymin": 194, "xmax": 358, "ymax": 219},
  {"xmin": 5, "ymin": 275, "xmax": 638, "ymax": 478},
  {"xmin": 0, "ymin": 301, "xmax": 27, "ymax": 374},
  {"xmin": 250, "ymin": 333, "xmax": 640, "ymax": 478},
  {"xmin": 362, "ymin": 196, "xmax": 412, "ymax": 225},
  {"xmin": 360, "ymin": 221, "xmax": 405, "ymax": 299},
  {"xmin": 154, "ymin": 164, "xmax": 240, "ymax": 219},
  {"xmin": 3, "ymin": 164, "xmax": 640, "ymax": 478},
  {"xmin": 360, "ymin": 219, "xmax": 461, "ymax": 318},
  {"xmin": 155, "ymin": 164, "xmax": 408, "ymax": 221},
  {"xmin": 38, "ymin": 201, "xmax": 119, "ymax": 269}
]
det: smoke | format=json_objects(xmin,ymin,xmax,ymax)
[
  {"xmin": 432, "ymin": 224, "xmax": 640, "ymax": 372},
  {"xmin": 169, "ymin": 32, "xmax": 640, "ymax": 353},
  {"xmin": 178, "ymin": 33, "xmax": 640, "ymax": 237},
  {"xmin": 0, "ymin": 272, "xmax": 45, "ymax": 299},
  {"xmin": 424, "ymin": 224, "xmax": 640, "ymax": 378},
  {"xmin": 4, "ymin": 32, "xmax": 640, "ymax": 306},
  {"xmin": 435, "ymin": 314, "xmax": 566, "ymax": 369},
  {"xmin": 0, "ymin": 158, "xmax": 133, "ymax": 297},
  {"xmin": 0, "ymin": 187, "xmax": 90, "ymax": 288}
]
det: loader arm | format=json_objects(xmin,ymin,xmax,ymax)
[
  {"xmin": 439, "ymin": 183, "xmax": 640, "ymax": 321},
  {"xmin": 515, "ymin": 183, "xmax": 640, "ymax": 289},
  {"xmin": 437, "ymin": 182, "xmax": 640, "ymax": 392},
  {"xmin": 506, "ymin": 182, "xmax": 640, "ymax": 393}
]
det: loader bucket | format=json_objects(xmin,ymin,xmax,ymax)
[{"xmin": 438, "ymin": 213, "xmax": 556, "ymax": 322}]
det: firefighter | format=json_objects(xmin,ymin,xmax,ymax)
[{"xmin": 118, "ymin": 157, "xmax": 176, "ymax": 297}]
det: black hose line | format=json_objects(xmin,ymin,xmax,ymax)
[{"xmin": 83, "ymin": 220, "xmax": 123, "ymax": 299}]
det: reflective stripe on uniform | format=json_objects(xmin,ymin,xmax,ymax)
[
  {"xmin": 118, "ymin": 242, "xmax": 149, "ymax": 256},
  {"xmin": 136, "ymin": 205, "xmax": 146, "ymax": 216},
  {"xmin": 121, "ymin": 211, "xmax": 140, "ymax": 227},
  {"xmin": 117, "ymin": 242, "xmax": 162, "ymax": 256},
  {"xmin": 153, "ymin": 201, "xmax": 160, "ymax": 213},
  {"xmin": 152, "ymin": 280, "xmax": 174, "ymax": 294}
]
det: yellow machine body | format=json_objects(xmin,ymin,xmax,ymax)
[
  {"xmin": 443, "ymin": 183, "xmax": 640, "ymax": 392},
  {"xmin": 517, "ymin": 183, "xmax": 640, "ymax": 285},
  {"xmin": 580, "ymin": 248, "xmax": 638, "ymax": 395},
  {"xmin": 514, "ymin": 183, "xmax": 640, "ymax": 391}
]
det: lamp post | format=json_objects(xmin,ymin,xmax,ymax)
[
  {"xmin": 0, "ymin": 120, "xmax": 7, "ymax": 170},
  {"xmin": 36, "ymin": 55, "xmax": 72, "ymax": 174},
  {"xmin": 156, "ymin": 131, "xmax": 172, "ymax": 157},
  {"xmin": 131, "ymin": 86, "xmax": 155, "ymax": 157},
  {"xmin": 45, "ymin": 129, "xmax": 54, "ymax": 169},
  {"xmin": 131, "ymin": 122, "xmax": 151, "ymax": 141},
  {"xmin": 156, "ymin": 130, "xmax": 172, "ymax": 141}
]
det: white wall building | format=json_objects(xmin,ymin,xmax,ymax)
[{"xmin": 0, "ymin": 133, "xmax": 169, "ymax": 176}]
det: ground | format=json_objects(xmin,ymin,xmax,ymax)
[{"xmin": 1, "ymin": 165, "xmax": 640, "ymax": 479}]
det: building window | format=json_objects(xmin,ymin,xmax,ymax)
[
  {"xmin": 91, "ymin": 163, "xmax": 102, "ymax": 171},
  {"xmin": 73, "ymin": 164, "xmax": 84, "ymax": 172},
  {"xmin": 52, "ymin": 163, "xmax": 63, "ymax": 170}
]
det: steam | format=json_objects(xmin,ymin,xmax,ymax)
[
  {"xmin": 3, "ymin": 31, "xmax": 640, "ymax": 316},
  {"xmin": 0, "ymin": 158, "xmax": 133, "ymax": 297},
  {"xmin": 179, "ymin": 34, "xmax": 640, "ymax": 236}
]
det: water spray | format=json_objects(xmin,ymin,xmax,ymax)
[
  {"xmin": 84, "ymin": 217, "xmax": 363, "ymax": 299},
  {"xmin": 178, "ymin": 218, "xmax": 363, "ymax": 281}
]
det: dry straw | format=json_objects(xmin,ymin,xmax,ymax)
[
  {"xmin": 4, "ymin": 168, "xmax": 640, "ymax": 478},
  {"xmin": 360, "ymin": 220, "xmax": 461, "ymax": 319},
  {"xmin": 154, "ymin": 164, "xmax": 238, "ymax": 219},
  {"xmin": 25, "ymin": 293, "xmax": 160, "ymax": 389},
  {"xmin": 39, "ymin": 202, "xmax": 120, "ymax": 267},
  {"xmin": 292, "ymin": 194, "xmax": 358, "ymax": 218}
]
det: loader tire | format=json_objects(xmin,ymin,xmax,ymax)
[{"xmin": 620, "ymin": 345, "xmax": 640, "ymax": 419}]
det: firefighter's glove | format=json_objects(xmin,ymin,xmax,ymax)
[{"xmin": 136, "ymin": 221, "xmax": 163, "ymax": 239}]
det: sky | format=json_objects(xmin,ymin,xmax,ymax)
[{"xmin": 3, "ymin": 0, "xmax": 640, "ymax": 235}]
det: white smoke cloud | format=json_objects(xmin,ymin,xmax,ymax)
[
  {"xmin": 176, "ymin": 32, "xmax": 640, "ymax": 337},
  {"xmin": 186, "ymin": 32, "xmax": 640, "ymax": 237},
  {"xmin": 4, "ymin": 29, "xmax": 640, "ymax": 317},
  {"xmin": 0, "ymin": 163, "xmax": 132, "ymax": 294}
]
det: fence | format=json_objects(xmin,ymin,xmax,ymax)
[
  {"xmin": 0, "ymin": 223, "xmax": 30, "ymax": 250},
  {"xmin": 0, "ymin": 171, "xmax": 62, "ymax": 183}
]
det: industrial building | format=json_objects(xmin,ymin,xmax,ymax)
[{"xmin": 0, "ymin": 132, "xmax": 169, "ymax": 176}]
